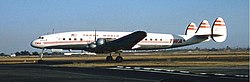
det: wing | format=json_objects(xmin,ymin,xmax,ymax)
[{"xmin": 89, "ymin": 31, "xmax": 147, "ymax": 53}]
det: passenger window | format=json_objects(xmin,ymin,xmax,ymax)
[
  {"xmin": 63, "ymin": 38, "xmax": 65, "ymax": 40},
  {"xmin": 80, "ymin": 38, "xmax": 83, "ymax": 41},
  {"xmin": 74, "ymin": 38, "xmax": 77, "ymax": 40},
  {"xmin": 69, "ymin": 38, "xmax": 71, "ymax": 40}
]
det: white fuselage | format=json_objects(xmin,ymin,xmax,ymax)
[{"xmin": 31, "ymin": 31, "xmax": 208, "ymax": 52}]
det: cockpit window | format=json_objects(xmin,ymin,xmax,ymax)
[{"xmin": 38, "ymin": 36, "xmax": 44, "ymax": 39}]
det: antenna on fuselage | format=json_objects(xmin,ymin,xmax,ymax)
[
  {"xmin": 94, "ymin": 30, "xmax": 97, "ymax": 41},
  {"xmin": 52, "ymin": 28, "xmax": 55, "ymax": 34},
  {"xmin": 47, "ymin": 29, "xmax": 55, "ymax": 35}
]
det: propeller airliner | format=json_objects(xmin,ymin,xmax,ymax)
[{"xmin": 31, "ymin": 17, "xmax": 227, "ymax": 62}]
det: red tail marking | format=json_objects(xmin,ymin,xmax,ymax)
[
  {"xmin": 199, "ymin": 26, "xmax": 209, "ymax": 28},
  {"xmin": 201, "ymin": 22, "xmax": 207, "ymax": 25},
  {"xmin": 214, "ymin": 24, "xmax": 225, "ymax": 26},
  {"xmin": 215, "ymin": 20, "xmax": 223, "ymax": 22},
  {"xmin": 188, "ymin": 28, "xmax": 196, "ymax": 30},
  {"xmin": 189, "ymin": 25, "xmax": 195, "ymax": 27}
]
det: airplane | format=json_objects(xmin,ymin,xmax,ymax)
[{"xmin": 31, "ymin": 17, "xmax": 227, "ymax": 62}]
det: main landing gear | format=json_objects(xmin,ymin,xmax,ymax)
[{"xmin": 106, "ymin": 53, "xmax": 123, "ymax": 62}]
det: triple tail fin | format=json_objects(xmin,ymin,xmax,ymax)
[
  {"xmin": 184, "ymin": 22, "xmax": 197, "ymax": 35},
  {"xmin": 190, "ymin": 17, "xmax": 227, "ymax": 42}
]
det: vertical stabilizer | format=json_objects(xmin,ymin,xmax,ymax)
[
  {"xmin": 195, "ymin": 20, "xmax": 211, "ymax": 35},
  {"xmin": 211, "ymin": 17, "xmax": 227, "ymax": 42},
  {"xmin": 184, "ymin": 22, "xmax": 197, "ymax": 35}
]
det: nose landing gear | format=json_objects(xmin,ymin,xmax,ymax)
[{"xmin": 37, "ymin": 49, "xmax": 45, "ymax": 63}]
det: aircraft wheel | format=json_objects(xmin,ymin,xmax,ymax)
[
  {"xmin": 106, "ymin": 56, "xmax": 113, "ymax": 62},
  {"xmin": 115, "ymin": 56, "xmax": 123, "ymax": 62},
  {"xmin": 37, "ymin": 59, "xmax": 44, "ymax": 64}
]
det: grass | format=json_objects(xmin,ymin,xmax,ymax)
[
  {"xmin": 0, "ymin": 51, "xmax": 248, "ymax": 68},
  {"xmin": 1, "ymin": 51, "xmax": 247, "ymax": 76}
]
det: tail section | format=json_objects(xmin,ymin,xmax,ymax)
[
  {"xmin": 183, "ymin": 17, "xmax": 227, "ymax": 43},
  {"xmin": 211, "ymin": 17, "xmax": 227, "ymax": 42},
  {"xmin": 184, "ymin": 22, "xmax": 197, "ymax": 35},
  {"xmin": 195, "ymin": 20, "xmax": 211, "ymax": 35}
]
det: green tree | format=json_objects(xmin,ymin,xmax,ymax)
[
  {"xmin": 226, "ymin": 46, "xmax": 231, "ymax": 50},
  {"xmin": 20, "ymin": 51, "xmax": 31, "ymax": 55},
  {"xmin": 195, "ymin": 47, "xmax": 200, "ymax": 51},
  {"xmin": 0, "ymin": 53, "xmax": 5, "ymax": 56},
  {"xmin": 32, "ymin": 52, "xmax": 39, "ymax": 55},
  {"xmin": 15, "ymin": 52, "xmax": 21, "ymax": 56}
]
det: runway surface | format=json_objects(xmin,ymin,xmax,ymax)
[{"xmin": 0, "ymin": 63, "xmax": 248, "ymax": 82}]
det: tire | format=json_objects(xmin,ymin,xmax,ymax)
[
  {"xmin": 106, "ymin": 56, "xmax": 113, "ymax": 62},
  {"xmin": 37, "ymin": 59, "xmax": 44, "ymax": 64},
  {"xmin": 115, "ymin": 56, "xmax": 123, "ymax": 62}
]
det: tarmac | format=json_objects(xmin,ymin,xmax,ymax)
[{"xmin": 0, "ymin": 63, "xmax": 248, "ymax": 82}]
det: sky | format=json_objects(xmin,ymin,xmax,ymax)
[{"xmin": 0, "ymin": 0, "xmax": 249, "ymax": 53}]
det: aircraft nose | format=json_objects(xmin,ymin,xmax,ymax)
[{"xmin": 31, "ymin": 39, "xmax": 42, "ymax": 48}]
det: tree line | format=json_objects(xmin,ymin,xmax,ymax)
[
  {"xmin": 0, "ymin": 50, "xmax": 64, "ymax": 56},
  {"xmin": 0, "ymin": 50, "xmax": 39, "ymax": 56}
]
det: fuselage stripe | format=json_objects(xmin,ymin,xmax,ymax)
[{"xmin": 42, "ymin": 40, "xmax": 172, "ymax": 45}]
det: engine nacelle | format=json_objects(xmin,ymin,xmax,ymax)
[
  {"xmin": 87, "ymin": 38, "xmax": 107, "ymax": 48},
  {"xmin": 88, "ymin": 42, "xmax": 96, "ymax": 48},
  {"xmin": 96, "ymin": 38, "xmax": 106, "ymax": 46}
]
